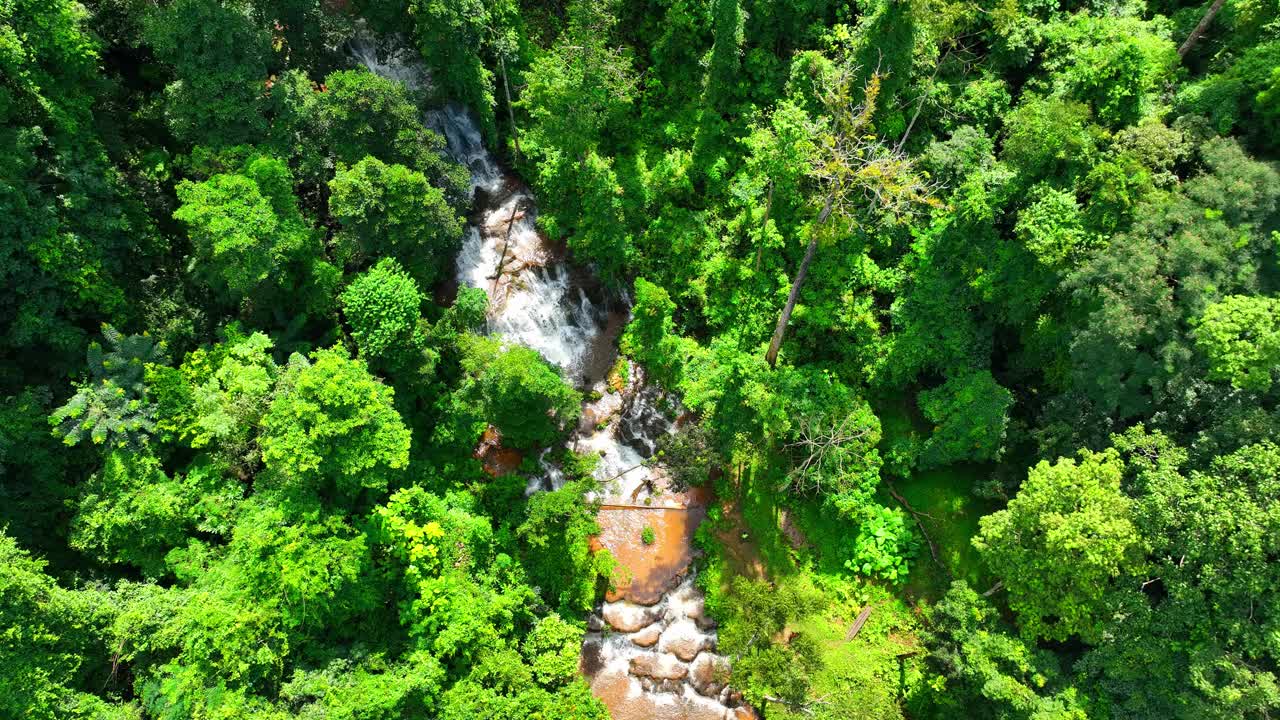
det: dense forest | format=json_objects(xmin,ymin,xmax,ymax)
[{"xmin": 2, "ymin": 0, "xmax": 1279, "ymax": 718}]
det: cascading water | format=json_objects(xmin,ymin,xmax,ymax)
[{"xmin": 352, "ymin": 35, "xmax": 754, "ymax": 720}]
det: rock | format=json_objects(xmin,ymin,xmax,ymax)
[
  {"xmin": 628, "ymin": 653, "xmax": 688, "ymax": 681},
  {"xmin": 659, "ymin": 619, "xmax": 709, "ymax": 662},
  {"xmin": 689, "ymin": 653, "xmax": 729, "ymax": 697},
  {"xmin": 586, "ymin": 614, "xmax": 605, "ymax": 632},
  {"xmin": 733, "ymin": 707, "xmax": 760, "ymax": 720},
  {"xmin": 630, "ymin": 625, "xmax": 661, "ymax": 648},
  {"xmin": 603, "ymin": 603, "xmax": 659, "ymax": 633}
]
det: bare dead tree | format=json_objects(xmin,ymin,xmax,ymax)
[
  {"xmin": 782, "ymin": 412, "xmax": 876, "ymax": 495},
  {"xmin": 765, "ymin": 68, "xmax": 942, "ymax": 368},
  {"xmin": 1178, "ymin": 0, "xmax": 1228, "ymax": 59}
]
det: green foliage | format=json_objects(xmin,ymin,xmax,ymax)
[
  {"xmin": 914, "ymin": 581, "xmax": 1089, "ymax": 719},
  {"xmin": 329, "ymin": 157, "xmax": 464, "ymax": 285},
  {"xmin": 917, "ymin": 371, "xmax": 1014, "ymax": 469},
  {"xmin": 845, "ymin": 505, "xmax": 918, "ymax": 584},
  {"xmin": 1194, "ymin": 294, "xmax": 1280, "ymax": 392},
  {"xmin": 640, "ymin": 525, "xmax": 656, "ymax": 545},
  {"xmin": 716, "ymin": 576, "xmax": 822, "ymax": 709},
  {"xmin": 316, "ymin": 69, "xmax": 469, "ymax": 202},
  {"xmin": 259, "ymin": 347, "xmax": 410, "ymax": 503},
  {"xmin": 0, "ymin": 534, "xmax": 125, "ymax": 720},
  {"xmin": 50, "ymin": 325, "xmax": 162, "ymax": 451},
  {"xmin": 341, "ymin": 258, "xmax": 428, "ymax": 372},
  {"xmin": 173, "ymin": 154, "xmax": 332, "ymax": 310},
  {"xmin": 70, "ymin": 451, "xmax": 238, "ymax": 577},
  {"xmin": 459, "ymin": 336, "xmax": 581, "ymax": 449},
  {"xmin": 517, "ymin": 480, "xmax": 602, "ymax": 612},
  {"xmin": 143, "ymin": 0, "xmax": 271, "ymax": 147},
  {"xmin": 974, "ymin": 449, "xmax": 1144, "ymax": 642}
]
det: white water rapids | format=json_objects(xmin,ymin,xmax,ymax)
[{"xmin": 352, "ymin": 35, "xmax": 754, "ymax": 720}]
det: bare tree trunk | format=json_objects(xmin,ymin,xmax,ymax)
[
  {"xmin": 499, "ymin": 53, "xmax": 521, "ymax": 163},
  {"xmin": 754, "ymin": 181, "xmax": 775, "ymax": 272},
  {"xmin": 765, "ymin": 196, "xmax": 833, "ymax": 368},
  {"xmin": 1178, "ymin": 0, "xmax": 1228, "ymax": 58},
  {"xmin": 491, "ymin": 201, "xmax": 520, "ymax": 294}
]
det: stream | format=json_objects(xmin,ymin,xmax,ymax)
[{"xmin": 353, "ymin": 35, "xmax": 755, "ymax": 720}]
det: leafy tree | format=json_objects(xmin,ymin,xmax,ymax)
[
  {"xmin": 173, "ymin": 155, "xmax": 321, "ymax": 303},
  {"xmin": 329, "ymin": 157, "xmax": 464, "ymax": 284},
  {"xmin": 517, "ymin": 480, "xmax": 603, "ymax": 612},
  {"xmin": 915, "ymin": 581, "xmax": 1089, "ymax": 720},
  {"xmin": 974, "ymin": 449, "xmax": 1144, "ymax": 642},
  {"xmin": 50, "ymin": 325, "xmax": 162, "ymax": 451},
  {"xmin": 917, "ymin": 370, "xmax": 1014, "ymax": 468},
  {"xmin": 715, "ymin": 576, "xmax": 822, "ymax": 710},
  {"xmin": 0, "ymin": 534, "xmax": 125, "ymax": 720},
  {"xmin": 70, "ymin": 451, "xmax": 238, "ymax": 577},
  {"xmin": 1, "ymin": 0, "xmax": 152, "ymax": 376},
  {"xmin": 459, "ymin": 336, "xmax": 581, "ymax": 449},
  {"xmin": 226, "ymin": 498, "xmax": 377, "ymax": 631},
  {"xmin": 314, "ymin": 69, "xmax": 469, "ymax": 202},
  {"xmin": 143, "ymin": 0, "xmax": 272, "ymax": 147},
  {"xmin": 1194, "ymin": 294, "xmax": 1280, "ymax": 392},
  {"xmin": 341, "ymin": 259, "xmax": 427, "ymax": 369},
  {"xmin": 522, "ymin": 614, "xmax": 586, "ymax": 687},
  {"xmin": 259, "ymin": 347, "xmax": 411, "ymax": 503}
]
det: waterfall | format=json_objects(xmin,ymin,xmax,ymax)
[{"xmin": 351, "ymin": 35, "xmax": 751, "ymax": 720}]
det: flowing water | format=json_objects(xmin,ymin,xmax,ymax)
[{"xmin": 352, "ymin": 35, "xmax": 754, "ymax": 720}]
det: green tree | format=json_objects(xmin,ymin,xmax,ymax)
[
  {"xmin": 0, "ymin": 534, "xmax": 125, "ymax": 720},
  {"xmin": 259, "ymin": 347, "xmax": 411, "ymax": 503},
  {"xmin": 50, "ymin": 325, "xmax": 162, "ymax": 451},
  {"xmin": 143, "ymin": 0, "xmax": 272, "ymax": 147},
  {"xmin": 1194, "ymin": 294, "xmax": 1280, "ymax": 392},
  {"xmin": 975, "ymin": 449, "xmax": 1144, "ymax": 643},
  {"xmin": 341, "ymin": 259, "xmax": 426, "ymax": 369},
  {"xmin": 517, "ymin": 480, "xmax": 603, "ymax": 612},
  {"xmin": 329, "ymin": 157, "xmax": 464, "ymax": 285},
  {"xmin": 173, "ymin": 155, "xmax": 320, "ymax": 302},
  {"xmin": 459, "ymin": 336, "xmax": 581, "ymax": 449},
  {"xmin": 315, "ymin": 69, "xmax": 469, "ymax": 202},
  {"xmin": 917, "ymin": 370, "xmax": 1014, "ymax": 468},
  {"xmin": 70, "ymin": 452, "xmax": 238, "ymax": 577},
  {"xmin": 915, "ymin": 581, "xmax": 1089, "ymax": 720}
]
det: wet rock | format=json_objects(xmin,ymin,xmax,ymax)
[
  {"xmin": 628, "ymin": 653, "xmax": 688, "ymax": 681},
  {"xmin": 586, "ymin": 614, "xmax": 605, "ymax": 632},
  {"xmin": 630, "ymin": 625, "xmax": 661, "ymax": 648},
  {"xmin": 689, "ymin": 653, "xmax": 729, "ymax": 697},
  {"xmin": 603, "ymin": 603, "xmax": 659, "ymax": 633},
  {"xmin": 659, "ymin": 619, "xmax": 710, "ymax": 662}
]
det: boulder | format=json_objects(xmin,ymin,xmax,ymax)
[
  {"xmin": 628, "ymin": 653, "xmax": 688, "ymax": 681},
  {"xmin": 689, "ymin": 653, "xmax": 729, "ymax": 697},
  {"xmin": 659, "ymin": 619, "xmax": 710, "ymax": 662},
  {"xmin": 586, "ymin": 614, "xmax": 605, "ymax": 632},
  {"xmin": 630, "ymin": 624, "xmax": 661, "ymax": 648},
  {"xmin": 603, "ymin": 603, "xmax": 659, "ymax": 633}
]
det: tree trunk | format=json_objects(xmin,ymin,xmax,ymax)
[
  {"xmin": 1178, "ymin": 0, "xmax": 1228, "ymax": 58},
  {"xmin": 765, "ymin": 196, "xmax": 833, "ymax": 368},
  {"xmin": 499, "ymin": 53, "xmax": 521, "ymax": 163}
]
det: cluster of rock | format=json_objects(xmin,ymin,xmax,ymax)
[{"xmin": 582, "ymin": 578, "xmax": 758, "ymax": 720}]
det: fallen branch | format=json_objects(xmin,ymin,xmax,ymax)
[
  {"xmin": 845, "ymin": 605, "xmax": 873, "ymax": 640},
  {"xmin": 886, "ymin": 482, "xmax": 946, "ymax": 574},
  {"xmin": 491, "ymin": 200, "xmax": 520, "ymax": 294}
]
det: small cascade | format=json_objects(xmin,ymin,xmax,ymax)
[
  {"xmin": 347, "ymin": 34, "xmax": 430, "ymax": 93},
  {"xmin": 352, "ymin": 35, "xmax": 751, "ymax": 720},
  {"xmin": 426, "ymin": 103, "xmax": 504, "ymax": 196}
]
